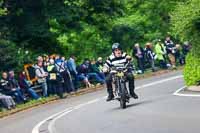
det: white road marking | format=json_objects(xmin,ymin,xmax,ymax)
[
  {"xmin": 48, "ymin": 98, "xmax": 105, "ymax": 133},
  {"xmin": 173, "ymin": 86, "xmax": 200, "ymax": 97},
  {"xmin": 135, "ymin": 75, "xmax": 183, "ymax": 89},
  {"xmin": 32, "ymin": 75, "xmax": 183, "ymax": 133}
]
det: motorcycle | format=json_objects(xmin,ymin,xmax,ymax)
[{"xmin": 111, "ymin": 66, "xmax": 131, "ymax": 109}]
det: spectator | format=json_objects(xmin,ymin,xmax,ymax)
[
  {"xmin": 0, "ymin": 92, "xmax": 16, "ymax": 110},
  {"xmin": 0, "ymin": 72, "xmax": 26, "ymax": 103},
  {"xmin": 90, "ymin": 59, "xmax": 105, "ymax": 80},
  {"xmin": 76, "ymin": 65, "xmax": 92, "ymax": 88},
  {"xmin": 144, "ymin": 42, "xmax": 156, "ymax": 72},
  {"xmin": 133, "ymin": 43, "xmax": 145, "ymax": 74},
  {"xmin": 35, "ymin": 56, "xmax": 48, "ymax": 97},
  {"xmin": 164, "ymin": 36, "xmax": 174, "ymax": 47},
  {"xmin": 67, "ymin": 55, "xmax": 79, "ymax": 90},
  {"xmin": 175, "ymin": 44, "xmax": 184, "ymax": 65},
  {"xmin": 55, "ymin": 55, "xmax": 75, "ymax": 93},
  {"xmin": 43, "ymin": 55, "xmax": 50, "ymax": 72},
  {"xmin": 182, "ymin": 41, "xmax": 191, "ymax": 63},
  {"xmin": 96, "ymin": 57, "xmax": 104, "ymax": 73},
  {"xmin": 79, "ymin": 59, "xmax": 105, "ymax": 84},
  {"xmin": 165, "ymin": 36, "xmax": 176, "ymax": 69},
  {"xmin": 8, "ymin": 71, "xmax": 27, "ymax": 101},
  {"xmin": 18, "ymin": 71, "xmax": 40, "ymax": 100},
  {"xmin": 155, "ymin": 39, "xmax": 167, "ymax": 69},
  {"xmin": 47, "ymin": 59, "xmax": 63, "ymax": 98}
]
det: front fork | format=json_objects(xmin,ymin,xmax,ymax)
[{"xmin": 113, "ymin": 77, "xmax": 128, "ymax": 98}]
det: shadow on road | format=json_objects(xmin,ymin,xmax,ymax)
[
  {"xmin": 126, "ymin": 100, "xmax": 153, "ymax": 108},
  {"xmin": 106, "ymin": 94, "xmax": 172, "ymax": 112},
  {"xmin": 107, "ymin": 99, "xmax": 154, "ymax": 111}
]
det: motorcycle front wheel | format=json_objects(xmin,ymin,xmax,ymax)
[{"xmin": 119, "ymin": 82, "xmax": 127, "ymax": 109}]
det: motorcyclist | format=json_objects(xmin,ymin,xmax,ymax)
[{"xmin": 103, "ymin": 43, "xmax": 138, "ymax": 101}]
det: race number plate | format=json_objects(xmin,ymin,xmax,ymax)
[{"xmin": 117, "ymin": 72, "xmax": 124, "ymax": 77}]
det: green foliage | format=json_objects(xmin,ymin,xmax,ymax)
[
  {"xmin": 55, "ymin": 23, "xmax": 111, "ymax": 63},
  {"xmin": 0, "ymin": 0, "xmax": 186, "ymax": 68},
  {"xmin": 0, "ymin": 0, "xmax": 7, "ymax": 16},
  {"xmin": 171, "ymin": 0, "xmax": 200, "ymax": 55},
  {"xmin": 183, "ymin": 53, "xmax": 200, "ymax": 86},
  {"xmin": 171, "ymin": 0, "xmax": 200, "ymax": 85},
  {"xmin": 0, "ymin": 40, "xmax": 18, "ymax": 71},
  {"xmin": 0, "ymin": 39, "xmax": 35, "ymax": 72},
  {"xmin": 112, "ymin": 0, "xmax": 180, "ymax": 48}
]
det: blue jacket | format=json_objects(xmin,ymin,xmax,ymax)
[{"xmin": 67, "ymin": 58, "xmax": 77, "ymax": 74}]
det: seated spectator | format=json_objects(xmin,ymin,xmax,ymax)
[
  {"xmin": 47, "ymin": 59, "xmax": 63, "ymax": 98},
  {"xmin": 78, "ymin": 59, "xmax": 105, "ymax": 84},
  {"xmin": 0, "ymin": 72, "xmax": 26, "ymax": 103},
  {"xmin": 35, "ymin": 56, "xmax": 48, "ymax": 97},
  {"xmin": 77, "ymin": 65, "xmax": 93, "ymax": 88},
  {"xmin": 18, "ymin": 71, "xmax": 40, "ymax": 100},
  {"xmin": 144, "ymin": 42, "xmax": 156, "ymax": 72},
  {"xmin": 0, "ymin": 92, "xmax": 16, "ymax": 110},
  {"xmin": 133, "ymin": 43, "xmax": 145, "ymax": 74},
  {"xmin": 90, "ymin": 59, "xmax": 105, "ymax": 80}
]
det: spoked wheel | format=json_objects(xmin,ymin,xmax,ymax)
[
  {"xmin": 120, "ymin": 97, "xmax": 126, "ymax": 109},
  {"xmin": 119, "ymin": 82, "xmax": 127, "ymax": 109}
]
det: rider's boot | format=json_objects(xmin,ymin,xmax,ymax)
[
  {"xmin": 128, "ymin": 76, "xmax": 138, "ymax": 99},
  {"xmin": 130, "ymin": 91, "xmax": 138, "ymax": 99},
  {"xmin": 106, "ymin": 80, "xmax": 114, "ymax": 102},
  {"xmin": 106, "ymin": 88, "xmax": 114, "ymax": 102},
  {"xmin": 106, "ymin": 94, "xmax": 114, "ymax": 102}
]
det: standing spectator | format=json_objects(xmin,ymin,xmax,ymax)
[
  {"xmin": 0, "ymin": 72, "xmax": 26, "ymax": 103},
  {"xmin": 144, "ymin": 43, "xmax": 156, "ymax": 72},
  {"xmin": 67, "ymin": 55, "xmax": 79, "ymax": 91},
  {"xmin": 18, "ymin": 71, "xmax": 40, "ymax": 100},
  {"xmin": 35, "ymin": 56, "xmax": 48, "ymax": 97},
  {"xmin": 47, "ymin": 59, "xmax": 63, "ymax": 98},
  {"xmin": 55, "ymin": 55, "xmax": 74, "ymax": 93},
  {"xmin": 164, "ymin": 36, "xmax": 174, "ymax": 47},
  {"xmin": 43, "ymin": 55, "xmax": 50, "ymax": 72},
  {"xmin": 133, "ymin": 43, "xmax": 145, "ymax": 74},
  {"xmin": 155, "ymin": 39, "xmax": 167, "ymax": 69},
  {"xmin": 165, "ymin": 36, "xmax": 176, "ymax": 69},
  {"xmin": 182, "ymin": 41, "xmax": 191, "ymax": 64},
  {"xmin": 175, "ymin": 44, "xmax": 184, "ymax": 65}
]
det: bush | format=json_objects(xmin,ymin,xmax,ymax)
[{"xmin": 183, "ymin": 53, "xmax": 200, "ymax": 86}]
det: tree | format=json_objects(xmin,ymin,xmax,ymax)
[{"xmin": 171, "ymin": 0, "xmax": 200, "ymax": 86}]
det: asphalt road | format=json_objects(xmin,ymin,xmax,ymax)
[{"xmin": 1, "ymin": 70, "xmax": 200, "ymax": 133}]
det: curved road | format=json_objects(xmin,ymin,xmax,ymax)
[{"xmin": 1, "ymin": 70, "xmax": 200, "ymax": 133}]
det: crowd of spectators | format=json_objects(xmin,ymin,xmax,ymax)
[
  {"xmin": 0, "ymin": 54, "xmax": 106, "ymax": 110},
  {"xmin": 0, "ymin": 36, "xmax": 191, "ymax": 110},
  {"xmin": 133, "ymin": 36, "xmax": 191, "ymax": 74}
]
